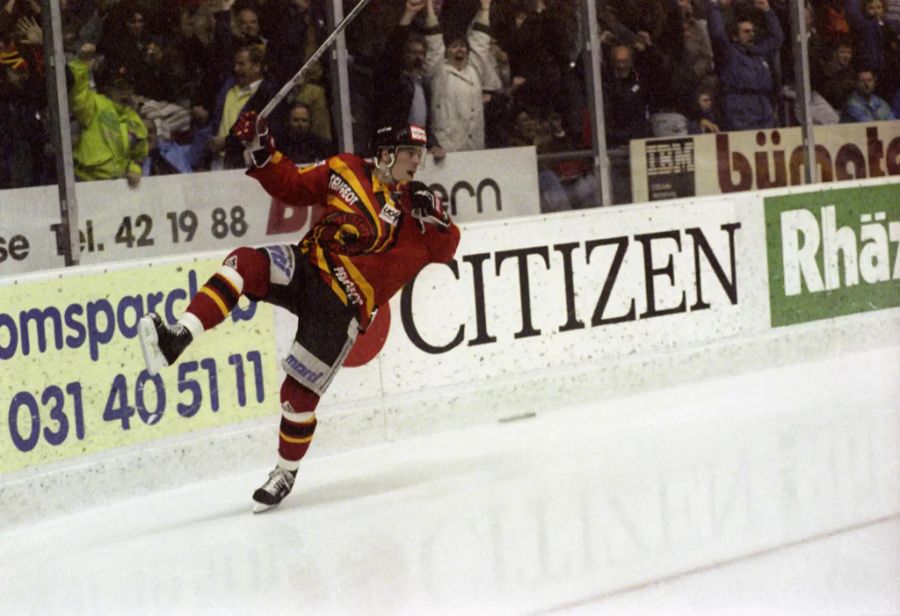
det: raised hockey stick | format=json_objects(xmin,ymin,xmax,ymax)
[{"xmin": 257, "ymin": 0, "xmax": 374, "ymax": 125}]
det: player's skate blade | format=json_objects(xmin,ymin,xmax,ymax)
[
  {"xmin": 138, "ymin": 315, "xmax": 167, "ymax": 376},
  {"xmin": 251, "ymin": 467, "xmax": 297, "ymax": 514}
]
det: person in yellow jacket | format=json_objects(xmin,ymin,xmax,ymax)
[{"xmin": 68, "ymin": 44, "xmax": 148, "ymax": 187}]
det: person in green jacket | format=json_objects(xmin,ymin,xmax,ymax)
[{"xmin": 68, "ymin": 44, "xmax": 148, "ymax": 187}]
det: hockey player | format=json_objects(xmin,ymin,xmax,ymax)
[{"xmin": 137, "ymin": 111, "xmax": 460, "ymax": 512}]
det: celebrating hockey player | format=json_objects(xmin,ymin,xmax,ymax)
[{"xmin": 137, "ymin": 111, "xmax": 460, "ymax": 512}]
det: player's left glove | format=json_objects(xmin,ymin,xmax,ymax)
[
  {"xmin": 233, "ymin": 110, "xmax": 275, "ymax": 168},
  {"xmin": 407, "ymin": 181, "xmax": 450, "ymax": 234}
]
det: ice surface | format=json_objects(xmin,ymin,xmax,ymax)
[{"xmin": 1, "ymin": 347, "xmax": 897, "ymax": 615}]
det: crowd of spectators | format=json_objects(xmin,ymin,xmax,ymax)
[{"xmin": 0, "ymin": 0, "xmax": 897, "ymax": 208}]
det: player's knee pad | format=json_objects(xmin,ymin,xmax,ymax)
[
  {"xmin": 280, "ymin": 376, "xmax": 320, "ymax": 416},
  {"xmin": 223, "ymin": 247, "xmax": 268, "ymax": 298}
]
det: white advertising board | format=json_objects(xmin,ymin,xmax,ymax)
[
  {"xmin": 357, "ymin": 193, "xmax": 770, "ymax": 401},
  {"xmin": 0, "ymin": 147, "xmax": 540, "ymax": 278}
]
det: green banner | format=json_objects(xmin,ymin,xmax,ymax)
[{"xmin": 765, "ymin": 183, "xmax": 900, "ymax": 327}]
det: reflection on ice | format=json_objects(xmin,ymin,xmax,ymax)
[{"xmin": 0, "ymin": 348, "xmax": 897, "ymax": 615}]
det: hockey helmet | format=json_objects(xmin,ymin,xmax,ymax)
[
  {"xmin": 372, "ymin": 123, "xmax": 428, "ymax": 175},
  {"xmin": 372, "ymin": 123, "xmax": 428, "ymax": 152}
]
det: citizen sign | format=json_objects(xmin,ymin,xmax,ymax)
[{"xmin": 400, "ymin": 224, "xmax": 741, "ymax": 353}]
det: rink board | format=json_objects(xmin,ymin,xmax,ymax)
[
  {"xmin": 0, "ymin": 147, "xmax": 540, "ymax": 277},
  {"xmin": 0, "ymin": 176, "xmax": 898, "ymax": 525}
]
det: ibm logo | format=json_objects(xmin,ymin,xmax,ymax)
[{"xmin": 646, "ymin": 140, "xmax": 695, "ymax": 176}]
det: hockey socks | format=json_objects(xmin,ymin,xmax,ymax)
[
  {"xmin": 185, "ymin": 247, "xmax": 270, "ymax": 331},
  {"xmin": 277, "ymin": 379, "xmax": 320, "ymax": 468},
  {"xmin": 187, "ymin": 266, "xmax": 244, "ymax": 330}
]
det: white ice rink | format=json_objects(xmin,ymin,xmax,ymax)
[{"xmin": 1, "ymin": 346, "xmax": 898, "ymax": 615}]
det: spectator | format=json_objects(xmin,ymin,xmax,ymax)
[
  {"xmin": 840, "ymin": 67, "xmax": 895, "ymax": 121},
  {"xmin": 96, "ymin": 1, "xmax": 151, "ymax": 74},
  {"xmin": 680, "ymin": 0, "xmax": 716, "ymax": 92},
  {"xmin": 504, "ymin": 104, "xmax": 569, "ymax": 211},
  {"xmin": 494, "ymin": 0, "xmax": 580, "ymax": 135},
  {"xmin": 262, "ymin": 0, "xmax": 325, "ymax": 87},
  {"xmin": 278, "ymin": 101, "xmax": 334, "ymax": 164},
  {"xmin": 483, "ymin": 38, "xmax": 527, "ymax": 148},
  {"xmin": 688, "ymin": 85, "xmax": 723, "ymax": 133},
  {"xmin": 423, "ymin": 0, "xmax": 496, "ymax": 153},
  {"xmin": 708, "ymin": 0, "xmax": 784, "ymax": 130},
  {"xmin": 195, "ymin": 44, "xmax": 281, "ymax": 170},
  {"xmin": 209, "ymin": 0, "xmax": 266, "ymax": 93},
  {"xmin": 373, "ymin": 0, "xmax": 444, "ymax": 161},
  {"xmin": 602, "ymin": 44, "xmax": 651, "ymax": 146},
  {"xmin": 137, "ymin": 97, "xmax": 203, "ymax": 175},
  {"xmin": 0, "ymin": 0, "xmax": 40, "ymax": 42},
  {"xmin": 67, "ymin": 44, "xmax": 149, "ymax": 187},
  {"xmin": 262, "ymin": 0, "xmax": 332, "ymax": 142},
  {"xmin": 141, "ymin": 118, "xmax": 184, "ymax": 177},
  {"xmin": 0, "ymin": 48, "xmax": 50, "ymax": 188},
  {"xmin": 815, "ymin": 38, "xmax": 856, "ymax": 109},
  {"xmin": 163, "ymin": 5, "xmax": 213, "ymax": 108},
  {"xmin": 844, "ymin": 0, "xmax": 900, "ymax": 98}
]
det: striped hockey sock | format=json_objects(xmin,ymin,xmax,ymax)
[
  {"xmin": 277, "ymin": 409, "xmax": 317, "ymax": 471},
  {"xmin": 276, "ymin": 378, "xmax": 320, "ymax": 471},
  {"xmin": 185, "ymin": 265, "xmax": 244, "ymax": 331}
]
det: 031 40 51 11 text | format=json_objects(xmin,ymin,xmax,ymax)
[{"xmin": 6, "ymin": 351, "xmax": 265, "ymax": 454}]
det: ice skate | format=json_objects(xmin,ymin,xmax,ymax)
[
  {"xmin": 138, "ymin": 312, "xmax": 192, "ymax": 376},
  {"xmin": 252, "ymin": 466, "xmax": 297, "ymax": 513}
]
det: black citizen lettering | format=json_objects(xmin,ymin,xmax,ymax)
[
  {"xmin": 401, "ymin": 260, "xmax": 464, "ymax": 354},
  {"xmin": 685, "ymin": 223, "xmax": 740, "ymax": 310},
  {"xmin": 553, "ymin": 242, "xmax": 585, "ymax": 332},
  {"xmin": 635, "ymin": 230, "xmax": 687, "ymax": 319},
  {"xmin": 462, "ymin": 252, "xmax": 496, "ymax": 346},
  {"xmin": 495, "ymin": 246, "xmax": 550, "ymax": 339},
  {"xmin": 586, "ymin": 236, "xmax": 635, "ymax": 326}
]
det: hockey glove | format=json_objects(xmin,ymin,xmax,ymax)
[
  {"xmin": 233, "ymin": 111, "xmax": 275, "ymax": 168},
  {"xmin": 407, "ymin": 181, "xmax": 450, "ymax": 234}
]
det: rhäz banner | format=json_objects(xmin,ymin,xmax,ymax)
[{"xmin": 764, "ymin": 183, "xmax": 900, "ymax": 327}]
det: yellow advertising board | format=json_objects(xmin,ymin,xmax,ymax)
[{"xmin": 0, "ymin": 259, "xmax": 278, "ymax": 474}]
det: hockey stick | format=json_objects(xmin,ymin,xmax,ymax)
[{"xmin": 257, "ymin": 0, "xmax": 374, "ymax": 124}]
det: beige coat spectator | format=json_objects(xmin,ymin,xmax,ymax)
[{"xmin": 424, "ymin": 0, "xmax": 497, "ymax": 153}]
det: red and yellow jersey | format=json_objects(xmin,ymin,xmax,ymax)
[{"xmin": 247, "ymin": 151, "xmax": 460, "ymax": 328}]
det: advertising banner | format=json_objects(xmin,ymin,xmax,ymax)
[
  {"xmin": 0, "ymin": 147, "xmax": 540, "ymax": 278},
  {"xmin": 0, "ymin": 259, "xmax": 279, "ymax": 474},
  {"xmin": 367, "ymin": 195, "xmax": 769, "ymax": 395},
  {"xmin": 630, "ymin": 121, "xmax": 900, "ymax": 202},
  {"xmin": 764, "ymin": 183, "xmax": 900, "ymax": 327}
]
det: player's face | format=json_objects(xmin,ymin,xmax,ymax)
[{"xmin": 390, "ymin": 146, "xmax": 424, "ymax": 182}]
